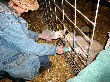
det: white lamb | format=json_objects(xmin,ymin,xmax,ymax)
[{"xmin": 65, "ymin": 35, "xmax": 103, "ymax": 64}]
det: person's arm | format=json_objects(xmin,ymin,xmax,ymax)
[
  {"xmin": 1, "ymin": 13, "xmax": 57, "ymax": 56},
  {"xmin": 27, "ymin": 30, "xmax": 65, "ymax": 54},
  {"xmin": 27, "ymin": 29, "xmax": 39, "ymax": 41}
]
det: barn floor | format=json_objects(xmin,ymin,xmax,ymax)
[{"xmin": 0, "ymin": 1, "xmax": 110, "ymax": 82}]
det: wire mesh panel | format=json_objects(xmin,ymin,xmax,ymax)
[{"xmin": 40, "ymin": 0, "xmax": 101, "ymax": 74}]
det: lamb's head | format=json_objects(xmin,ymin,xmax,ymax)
[
  {"xmin": 65, "ymin": 33, "xmax": 74, "ymax": 41},
  {"xmin": 52, "ymin": 30, "xmax": 65, "ymax": 39}
]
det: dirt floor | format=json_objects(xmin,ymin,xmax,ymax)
[{"xmin": 1, "ymin": 0, "xmax": 110, "ymax": 82}]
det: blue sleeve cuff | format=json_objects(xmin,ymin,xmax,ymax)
[
  {"xmin": 28, "ymin": 30, "xmax": 39, "ymax": 41},
  {"xmin": 49, "ymin": 45, "xmax": 57, "ymax": 56}
]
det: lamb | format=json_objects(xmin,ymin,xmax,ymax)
[{"xmin": 65, "ymin": 35, "xmax": 103, "ymax": 64}]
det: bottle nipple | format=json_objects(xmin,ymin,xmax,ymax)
[{"xmin": 63, "ymin": 47, "xmax": 71, "ymax": 52}]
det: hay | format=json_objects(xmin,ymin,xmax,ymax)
[{"xmin": 31, "ymin": 55, "xmax": 74, "ymax": 82}]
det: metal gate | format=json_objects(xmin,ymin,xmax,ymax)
[{"xmin": 40, "ymin": 0, "xmax": 100, "ymax": 74}]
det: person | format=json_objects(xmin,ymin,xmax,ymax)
[{"xmin": 0, "ymin": 0, "xmax": 65, "ymax": 81}]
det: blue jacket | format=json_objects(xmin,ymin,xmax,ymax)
[{"xmin": 0, "ymin": 2, "xmax": 57, "ymax": 80}]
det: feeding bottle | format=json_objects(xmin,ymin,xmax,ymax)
[{"xmin": 63, "ymin": 47, "xmax": 71, "ymax": 52}]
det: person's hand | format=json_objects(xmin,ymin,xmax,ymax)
[
  {"xmin": 38, "ymin": 33, "xmax": 44, "ymax": 39},
  {"xmin": 56, "ymin": 46, "xmax": 65, "ymax": 54},
  {"xmin": 38, "ymin": 33, "xmax": 52, "ymax": 41}
]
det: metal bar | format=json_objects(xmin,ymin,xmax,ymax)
[
  {"xmin": 47, "ymin": 1, "xmax": 91, "ymax": 43},
  {"xmin": 74, "ymin": 0, "xmax": 76, "ymax": 53},
  {"xmin": 65, "ymin": 0, "xmax": 95, "ymax": 26},
  {"xmin": 45, "ymin": 3, "xmax": 89, "ymax": 56},
  {"xmin": 90, "ymin": 0, "xmax": 100, "ymax": 47},
  {"xmin": 64, "ymin": 13, "xmax": 92, "ymax": 42}
]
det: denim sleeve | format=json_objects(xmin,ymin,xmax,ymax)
[
  {"xmin": 1, "ymin": 13, "xmax": 57, "ymax": 56},
  {"xmin": 27, "ymin": 30, "xmax": 39, "ymax": 41}
]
